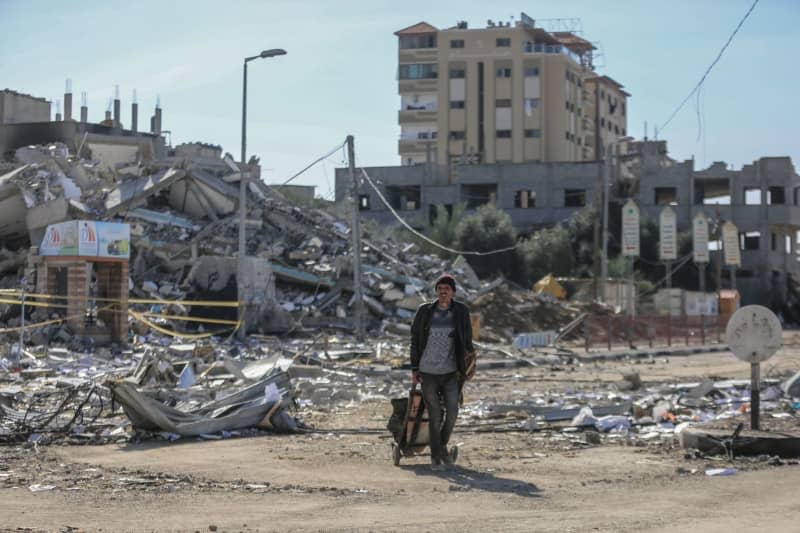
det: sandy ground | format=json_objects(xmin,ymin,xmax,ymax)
[{"xmin": 2, "ymin": 337, "xmax": 800, "ymax": 532}]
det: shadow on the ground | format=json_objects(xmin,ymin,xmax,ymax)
[{"xmin": 401, "ymin": 464, "xmax": 541, "ymax": 497}]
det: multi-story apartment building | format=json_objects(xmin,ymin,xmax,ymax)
[{"xmin": 395, "ymin": 13, "xmax": 629, "ymax": 166}]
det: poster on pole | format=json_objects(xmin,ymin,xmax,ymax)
[
  {"xmin": 692, "ymin": 212, "xmax": 709, "ymax": 263},
  {"xmin": 621, "ymin": 199, "xmax": 640, "ymax": 257},
  {"xmin": 722, "ymin": 221, "xmax": 741, "ymax": 266},
  {"xmin": 659, "ymin": 206, "xmax": 677, "ymax": 261}
]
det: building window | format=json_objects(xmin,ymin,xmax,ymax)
[
  {"xmin": 622, "ymin": 103, "xmax": 626, "ymax": 115},
  {"xmin": 359, "ymin": 195, "xmax": 370, "ymax": 210},
  {"xmin": 564, "ymin": 189, "xmax": 586, "ymax": 207},
  {"xmin": 450, "ymin": 39, "xmax": 465, "ymax": 49},
  {"xmin": 654, "ymin": 187, "xmax": 678, "ymax": 205},
  {"xmin": 387, "ymin": 185, "xmax": 421, "ymax": 211},
  {"xmin": 496, "ymin": 38, "xmax": 511, "ymax": 47},
  {"xmin": 496, "ymin": 130, "xmax": 512, "ymax": 138},
  {"xmin": 614, "ymin": 125, "xmax": 620, "ymax": 134},
  {"xmin": 524, "ymin": 129, "xmax": 541, "ymax": 138},
  {"xmin": 449, "ymin": 68, "xmax": 465, "ymax": 79},
  {"xmin": 768, "ymin": 186, "xmax": 786, "ymax": 205},
  {"xmin": 772, "ymin": 232, "xmax": 778, "ymax": 251},
  {"xmin": 740, "ymin": 231, "xmax": 760, "ymax": 251},
  {"xmin": 514, "ymin": 190, "xmax": 536, "ymax": 208},
  {"xmin": 399, "ymin": 63, "xmax": 438, "ymax": 80},
  {"xmin": 462, "ymin": 184, "xmax": 497, "ymax": 208},
  {"xmin": 600, "ymin": 118, "xmax": 605, "ymax": 127},
  {"xmin": 449, "ymin": 131, "xmax": 465, "ymax": 140},
  {"xmin": 524, "ymin": 98, "xmax": 540, "ymax": 113},
  {"xmin": 524, "ymin": 67, "xmax": 539, "ymax": 76},
  {"xmin": 496, "ymin": 99, "xmax": 511, "ymax": 108},
  {"xmin": 496, "ymin": 68, "xmax": 512, "ymax": 78},
  {"xmin": 399, "ymin": 34, "xmax": 437, "ymax": 49},
  {"xmin": 744, "ymin": 187, "xmax": 761, "ymax": 205},
  {"xmin": 449, "ymin": 100, "xmax": 465, "ymax": 109}
]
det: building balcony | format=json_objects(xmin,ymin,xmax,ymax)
[
  {"xmin": 399, "ymin": 79, "xmax": 439, "ymax": 93},
  {"xmin": 399, "ymin": 108, "xmax": 438, "ymax": 123},
  {"xmin": 398, "ymin": 137, "xmax": 437, "ymax": 155},
  {"xmin": 399, "ymin": 49, "xmax": 439, "ymax": 63},
  {"xmin": 522, "ymin": 42, "xmax": 581, "ymax": 63}
]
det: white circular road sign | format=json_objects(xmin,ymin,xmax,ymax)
[{"xmin": 725, "ymin": 305, "xmax": 783, "ymax": 363}]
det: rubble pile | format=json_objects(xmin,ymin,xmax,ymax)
[{"xmin": 470, "ymin": 284, "xmax": 612, "ymax": 342}]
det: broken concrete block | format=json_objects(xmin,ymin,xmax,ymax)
[
  {"xmin": 782, "ymin": 370, "xmax": 800, "ymax": 398},
  {"xmin": 381, "ymin": 288, "xmax": 404, "ymax": 302},
  {"xmin": 142, "ymin": 281, "xmax": 158, "ymax": 293}
]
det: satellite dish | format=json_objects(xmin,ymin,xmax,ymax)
[{"xmin": 725, "ymin": 305, "xmax": 783, "ymax": 363}]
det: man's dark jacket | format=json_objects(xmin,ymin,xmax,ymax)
[{"xmin": 410, "ymin": 299, "xmax": 475, "ymax": 378}]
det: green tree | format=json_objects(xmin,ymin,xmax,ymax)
[
  {"xmin": 516, "ymin": 225, "xmax": 574, "ymax": 285},
  {"xmin": 455, "ymin": 203, "xmax": 517, "ymax": 278},
  {"xmin": 564, "ymin": 206, "xmax": 599, "ymax": 278}
]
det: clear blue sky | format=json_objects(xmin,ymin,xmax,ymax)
[{"xmin": 1, "ymin": 0, "xmax": 797, "ymax": 199}]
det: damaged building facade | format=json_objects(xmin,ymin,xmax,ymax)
[{"xmin": 336, "ymin": 139, "xmax": 800, "ymax": 308}]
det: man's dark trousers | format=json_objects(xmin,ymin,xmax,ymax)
[{"xmin": 420, "ymin": 371, "xmax": 459, "ymax": 460}]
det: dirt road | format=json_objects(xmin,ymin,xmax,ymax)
[{"xmin": 2, "ymin": 342, "xmax": 799, "ymax": 532}]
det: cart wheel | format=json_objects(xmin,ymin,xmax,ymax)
[
  {"xmin": 392, "ymin": 444, "xmax": 401, "ymax": 466},
  {"xmin": 449, "ymin": 445, "xmax": 458, "ymax": 464}
]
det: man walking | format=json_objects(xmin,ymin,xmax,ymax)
[{"xmin": 410, "ymin": 273, "xmax": 476, "ymax": 468}]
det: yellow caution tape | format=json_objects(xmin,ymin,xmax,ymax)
[
  {"xmin": 0, "ymin": 316, "xmax": 66, "ymax": 333},
  {"xmin": 0, "ymin": 292, "xmax": 239, "ymax": 307},
  {"xmin": 129, "ymin": 298, "xmax": 239, "ymax": 307},
  {"xmin": 0, "ymin": 298, "xmax": 66, "ymax": 309},
  {"xmin": 128, "ymin": 310, "xmax": 240, "ymax": 339},
  {"xmin": 138, "ymin": 312, "xmax": 239, "ymax": 325}
]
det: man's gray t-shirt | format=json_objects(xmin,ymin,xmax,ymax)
[{"xmin": 419, "ymin": 305, "xmax": 457, "ymax": 374}]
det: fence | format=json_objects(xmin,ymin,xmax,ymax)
[{"xmin": 582, "ymin": 313, "xmax": 732, "ymax": 352}]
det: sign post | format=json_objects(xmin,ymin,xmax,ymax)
[
  {"xmin": 660, "ymin": 206, "xmax": 677, "ymax": 333},
  {"xmin": 722, "ymin": 221, "xmax": 740, "ymax": 291},
  {"xmin": 725, "ymin": 305, "xmax": 783, "ymax": 430},
  {"xmin": 693, "ymin": 212, "xmax": 710, "ymax": 336},
  {"xmin": 622, "ymin": 199, "xmax": 640, "ymax": 317}
]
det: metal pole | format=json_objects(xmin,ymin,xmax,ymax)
[
  {"xmin": 729, "ymin": 265, "xmax": 737, "ymax": 292},
  {"xmin": 347, "ymin": 135, "xmax": 365, "ymax": 340},
  {"xmin": 666, "ymin": 260, "xmax": 672, "ymax": 346},
  {"xmin": 592, "ymin": 115, "xmax": 603, "ymax": 301},
  {"xmin": 628, "ymin": 256, "xmax": 635, "ymax": 318},
  {"xmin": 237, "ymin": 59, "xmax": 249, "ymax": 340},
  {"xmin": 600, "ymin": 145, "xmax": 610, "ymax": 302},
  {"xmin": 699, "ymin": 263, "xmax": 706, "ymax": 344},
  {"xmin": 17, "ymin": 280, "xmax": 25, "ymax": 369},
  {"xmin": 751, "ymin": 361, "xmax": 760, "ymax": 430}
]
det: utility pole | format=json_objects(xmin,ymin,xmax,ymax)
[
  {"xmin": 592, "ymin": 82, "xmax": 602, "ymax": 301},
  {"xmin": 600, "ymin": 144, "xmax": 611, "ymax": 302},
  {"xmin": 715, "ymin": 206, "xmax": 723, "ymax": 300},
  {"xmin": 347, "ymin": 135, "xmax": 365, "ymax": 340},
  {"xmin": 237, "ymin": 58, "xmax": 250, "ymax": 340}
]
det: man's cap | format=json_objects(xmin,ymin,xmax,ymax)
[{"xmin": 435, "ymin": 273, "xmax": 456, "ymax": 292}]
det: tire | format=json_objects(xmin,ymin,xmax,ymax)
[{"xmin": 450, "ymin": 445, "xmax": 458, "ymax": 464}]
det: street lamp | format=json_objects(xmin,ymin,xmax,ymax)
[
  {"xmin": 600, "ymin": 136, "xmax": 634, "ymax": 303},
  {"xmin": 238, "ymin": 48, "xmax": 286, "ymax": 339}
]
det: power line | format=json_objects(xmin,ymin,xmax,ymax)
[
  {"xmin": 281, "ymin": 140, "xmax": 347, "ymax": 186},
  {"xmin": 658, "ymin": 0, "xmax": 759, "ymax": 134},
  {"xmin": 360, "ymin": 168, "xmax": 518, "ymax": 256}
]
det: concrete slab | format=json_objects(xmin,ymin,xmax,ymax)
[{"xmin": 680, "ymin": 426, "xmax": 800, "ymax": 458}]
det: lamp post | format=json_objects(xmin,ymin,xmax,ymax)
[
  {"xmin": 238, "ymin": 48, "xmax": 286, "ymax": 339},
  {"xmin": 600, "ymin": 136, "xmax": 634, "ymax": 303}
]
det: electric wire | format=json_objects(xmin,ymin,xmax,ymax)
[
  {"xmin": 360, "ymin": 168, "xmax": 518, "ymax": 256},
  {"xmin": 658, "ymin": 0, "xmax": 759, "ymax": 134},
  {"xmin": 281, "ymin": 140, "xmax": 347, "ymax": 186}
]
